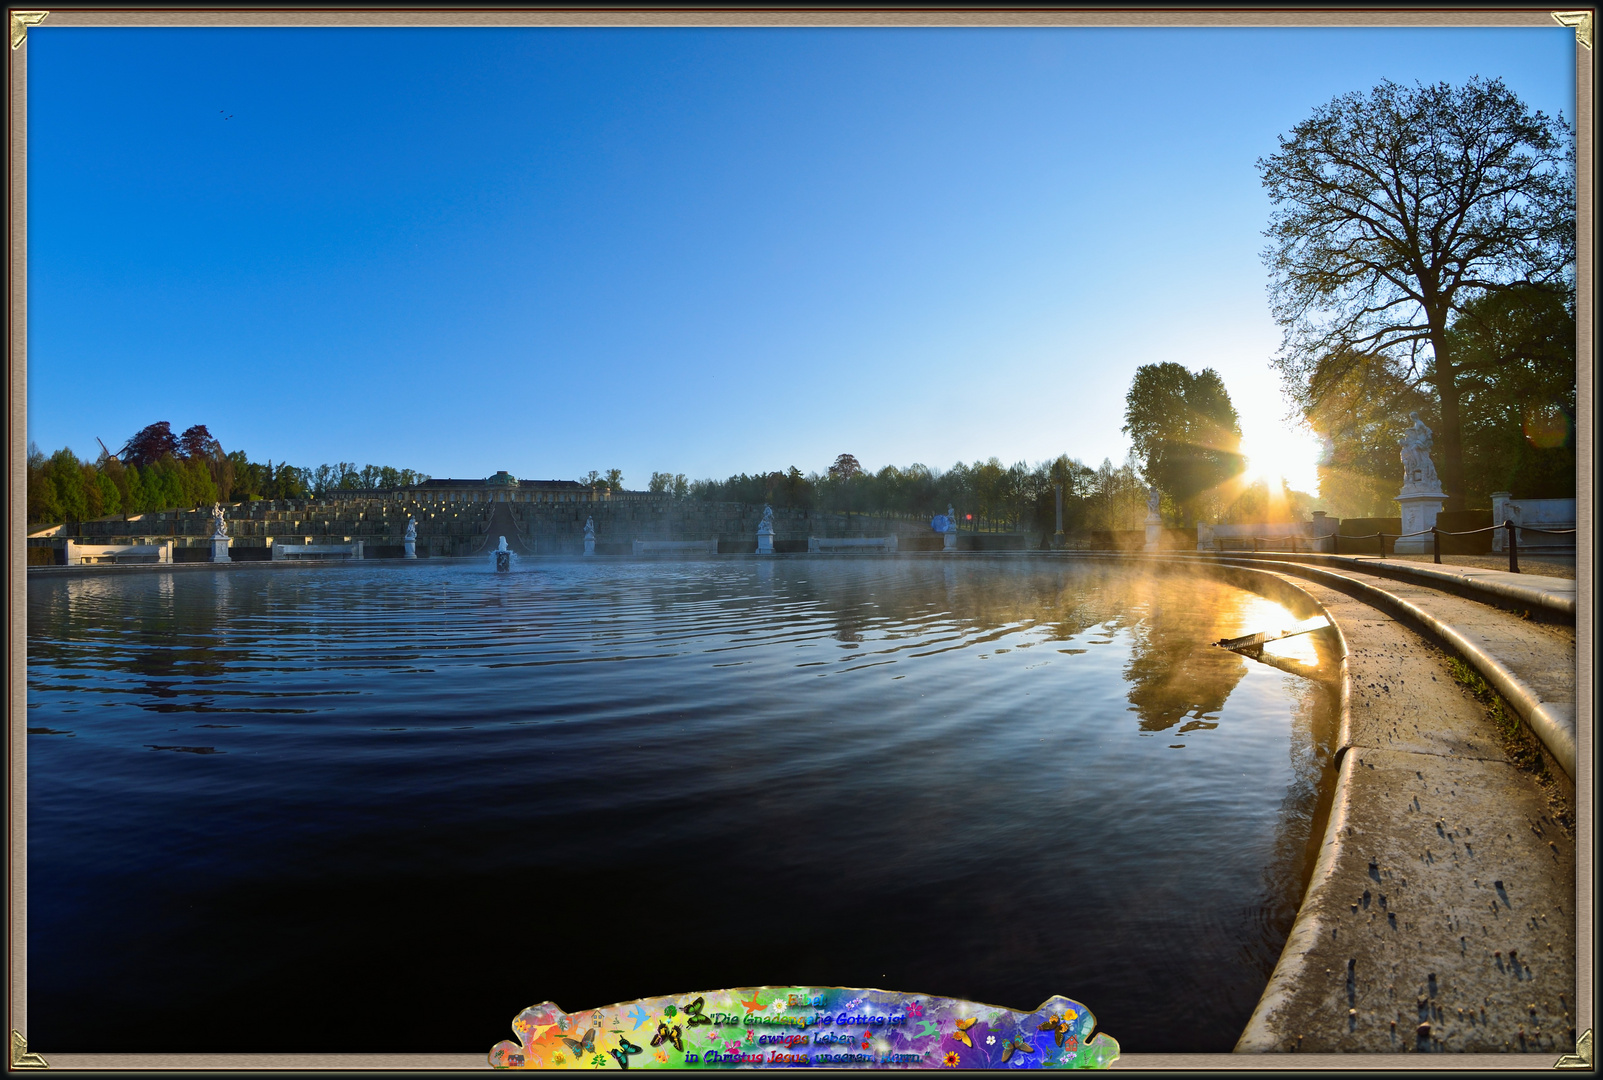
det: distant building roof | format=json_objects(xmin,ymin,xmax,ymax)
[{"xmin": 417, "ymin": 477, "xmax": 587, "ymax": 489}]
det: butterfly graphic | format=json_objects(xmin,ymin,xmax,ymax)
[
  {"xmin": 609, "ymin": 1036, "xmax": 643, "ymax": 1070},
  {"xmin": 561, "ymin": 1028, "xmax": 597, "ymax": 1058},
  {"xmin": 1037, "ymin": 1013, "xmax": 1073, "ymax": 1047},
  {"xmin": 952, "ymin": 1017, "xmax": 979, "ymax": 1048},
  {"xmin": 626, "ymin": 1005, "xmax": 652, "ymax": 1030},
  {"xmin": 740, "ymin": 990, "xmax": 765, "ymax": 1012},
  {"xmin": 650, "ymin": 1022, "xmax": 684, "ymax": 1052},
  {"xmin": 682, "ymin": 997, "xmax": 713, "ymax": 1026},
  {"xmin": 999, "ymin": 1034, "xmax": 1036, "ymax": 1064}
]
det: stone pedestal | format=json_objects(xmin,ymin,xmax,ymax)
[
  {"xmin": 404, "ymin": 540, "xmax": 416, "ymax": 559},
  {"xmin": 1394, "ymin": 489, "xmax": 1446, "ymax": 553},
  {"xmin": 943, "ymin": 529, "xmax": 957, "ymax": 552},
  {"xmin": 1144, "ymin": 512, "xmax": 1163, "ymax": 553},
  {"xmin": 583, "ymin": 535, "xmax": 596, "ymax": 556},
  {"xmin": 756, "ymin": 522, "xmax": 774, "ymax": 556},
  {"xmin": 209, "ymin": 537, "xmax": 231, "ymax": 563}
]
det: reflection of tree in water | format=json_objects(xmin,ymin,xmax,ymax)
[{"xmin": 1121, "ymin": 574, "xmax": 1254, "ymax": 734}]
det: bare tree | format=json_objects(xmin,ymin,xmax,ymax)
[{"xmin": 1259, "ymin": 77, "xmax": 1573, "ymax": 508}]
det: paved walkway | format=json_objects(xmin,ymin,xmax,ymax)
[
  {"xmin": 1223, "ymin": 560, "xmax": 1578, "ymax": 1057},
  {"xmin": 1185, "ymin": 551, "xmax": 1577, "ymax": 621}
]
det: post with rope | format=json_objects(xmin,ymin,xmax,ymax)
[
  {"xmin": 1506, "ymin": 520, "xmax": 1519, "ymax": 574},
  {"xmin": 1432, "ymin": 527, "xmax": 1441, "ymax": 564}
]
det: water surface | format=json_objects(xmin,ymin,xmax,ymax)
[{"xmin": 27, "ymin": 557, "xmax": 1336, "ymax": 1052}]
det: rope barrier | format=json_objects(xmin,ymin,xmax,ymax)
[{"xmin": 1214, "ymin": 520, "xmax": 1573, "ymax": 574}]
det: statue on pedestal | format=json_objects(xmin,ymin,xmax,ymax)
[
  {"xmin": 756, "ymin": 504, "xmax": 776, "ymax": 555},
  {"xmin": 1146, "ymin": 487, "xmax": 1162, "ymax": 520},
  {"xmin": 210, "ymin": 502, "xmax": 228, "ymax": 539},
  {"xmin": 1400, "ymin": 411, "xmax": 1441, "ymax": 490},
  {"xmin": 583, "ymin": 516, "xmax": 596, "ymax": 556},
  {"xmin": 404, "ymin": 516, "xmax": 417, "ymax": 542}
]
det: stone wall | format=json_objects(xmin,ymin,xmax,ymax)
[
  {"xmin": 510, "ymin": 501, "xmax": 935, "ymax": 555},
  {"xmin": 46, "ymin": 497, "xmax": 953, "ymax": 558}
]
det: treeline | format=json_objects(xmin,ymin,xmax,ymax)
[
  {"xmin": 667, "ymin": 453, "xmax": 1169, "ymax": 535},
  {"xmin": 27, "ymin": 421, "xmax": 428, "ymax": 528}
]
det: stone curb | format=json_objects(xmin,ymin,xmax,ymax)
[
  {"xmin": 1209, "ymin": 557, "xmax": 1576, "ymax": 783},
  {"xmin": 1176, "ymin": 551, "xmax": 1575, "ymax": 622}
]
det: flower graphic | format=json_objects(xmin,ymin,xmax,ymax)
[
  {"xmin": 553, "ymin": 1053, "xmax": 566, "ymax": 1066},
  {"xmin": 986, "ymin": 1035, "xmax": 996, "ymax": 1046},
  {"xmin": 746, "ymin": 1029, "xmax": 756, "ymax": 1044},
  {"xmin": 943, "ymin": 1051, "xmax": 961, "ymax": 1068},
  {"xmin": 909, "ymin": 1002, "xmax": 925, "ymax": 1019},
  {"xmin": 654, "ymin": 1050, "xmax": 668, "ymax": 1064}
]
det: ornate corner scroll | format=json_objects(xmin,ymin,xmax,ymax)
[
  {"xmin": 9, "ymin": 1031, "xmax": 48, "ymax": 1069},
  {"xmin": 9, "ymin": 10, "xmax": 47, "ymax": 50},
  {"xmin": 1553, "ymin": 10, "xmax": 1594, "ymax": 49},
  {"xmin": 1555, "ymin": 1028, "xmax": 1593, "ymax": 1069}
]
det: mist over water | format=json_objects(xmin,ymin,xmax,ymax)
[{"xmin": 27, "ymin": 558, "xmax": 1336, "ymax": 1053}]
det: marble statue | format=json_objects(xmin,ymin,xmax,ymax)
[
  {"xmin": 404, "ymin": 516, "xmax": 417, "ymax": 541},
  {"xmin": 583, "ymin": 516, "xmax": 596, "ymax": 540},
  {"xmin": 945, "ymin": 505, "xmax": 958, "ymax": 532},
  {"xmin": 1400, "ymin": 411, "xmax": 1440, "ymax": 489},
  {"xmin": 756, "ymin": 504, "xmax": 775, "ymax": 555},
  {"xmin": 497, "ymin": 536, "xmax": 510, "ymax": 553},
  {"xmin": 208, "ymin": 502, "xmax": 231, "ymax": 562},
  {"xmin": 1147, "ymin": 487, "xmax": 1161, "ymax": 517}
]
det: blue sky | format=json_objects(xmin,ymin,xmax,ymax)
[{"xmin": 26, "ymin": 25, "xmax": 1576, "ymax": 493}]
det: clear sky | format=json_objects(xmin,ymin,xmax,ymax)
[{"xmin": 26, "ymin": 24, "xmax": 1576, "ymax": 494}]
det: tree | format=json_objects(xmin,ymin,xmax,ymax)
[
  {"xmin": 1122, "ymin": 363, "xmax": 1244, "ymax": 524},
  {"xmin": 1304, "ymin": 350, "xmax": 1430, "ymax": 517},
  {"xmin": 177, "ymin": 424, "xmax": 220, "ymax": 461},
  {"xmin": 827, "ymin": 454, "xmax": 862, "ymax": 480},
  {"xmin": 1260, "ymin": 77, "xmax": 1574, "ymax": 510},
  {"xmin": 1449, "ymin": 283, "xmax": 1576, "ymax": 499},
  {"xmin": 119, "ymin": 421, "xmax": 179, "ymax": 466}
]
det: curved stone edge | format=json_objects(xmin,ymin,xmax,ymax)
[
  {"xmin": 1135, "ymin": 557, "xmax": 1360, "ymax": 1055},
  {"xmin": 1177, "ymin": 551, "xmax": 1575, "ymax": 621},
  {"xmin": 1233, "ymin": 752, "xmax": 1359, "ymax": 1053},
  {"xmin": 1210, "ymin": 557, "xmax": 1576, "ymax": 783}
]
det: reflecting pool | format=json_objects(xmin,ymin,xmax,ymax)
[{"xmin": 27, "ymin": 557, "xmax": 1337, "ymax": 1052}]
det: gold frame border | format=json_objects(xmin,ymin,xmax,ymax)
[{"xmin": 7, "ymin": 5, "xmax": 1592, "ymax": 1072}]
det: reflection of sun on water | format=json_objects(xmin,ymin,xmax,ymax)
[{"xmin": 1232, "ymin": 596, "xmax": 1325, "ymax": 666}]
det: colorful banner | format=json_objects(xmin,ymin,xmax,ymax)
[{"xmin": 489, "ymin": 987, "xmax": 1118, "ymax": 1069}]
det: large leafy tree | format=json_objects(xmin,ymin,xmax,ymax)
[
  {"xmin": 119, "ymin": 421, "xmax": 179, "ymax": 466},
  {"xmin": 1122, "ymin": 363, "xmax": 1245, "ymax": 524},
  {"xmin": 1449, "ymin": 283, "xmax": 1576, "ymax": 499},
  {"xmin": 1259, "ymin": 77, "xmax": 1574, "ymax": 510}
]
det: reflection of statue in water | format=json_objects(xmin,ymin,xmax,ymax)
[
  {"xmin": 211, "ymin": 502, "xmax": 228, "ymax": 538},
  {"xmin": 1400, "ymin": 411, "xmax": 1440, "ymax": 489}
]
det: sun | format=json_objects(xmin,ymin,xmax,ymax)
[{"xmin": 1238, "ymin": 423, "xmax": 1323, "ymax": 495}]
